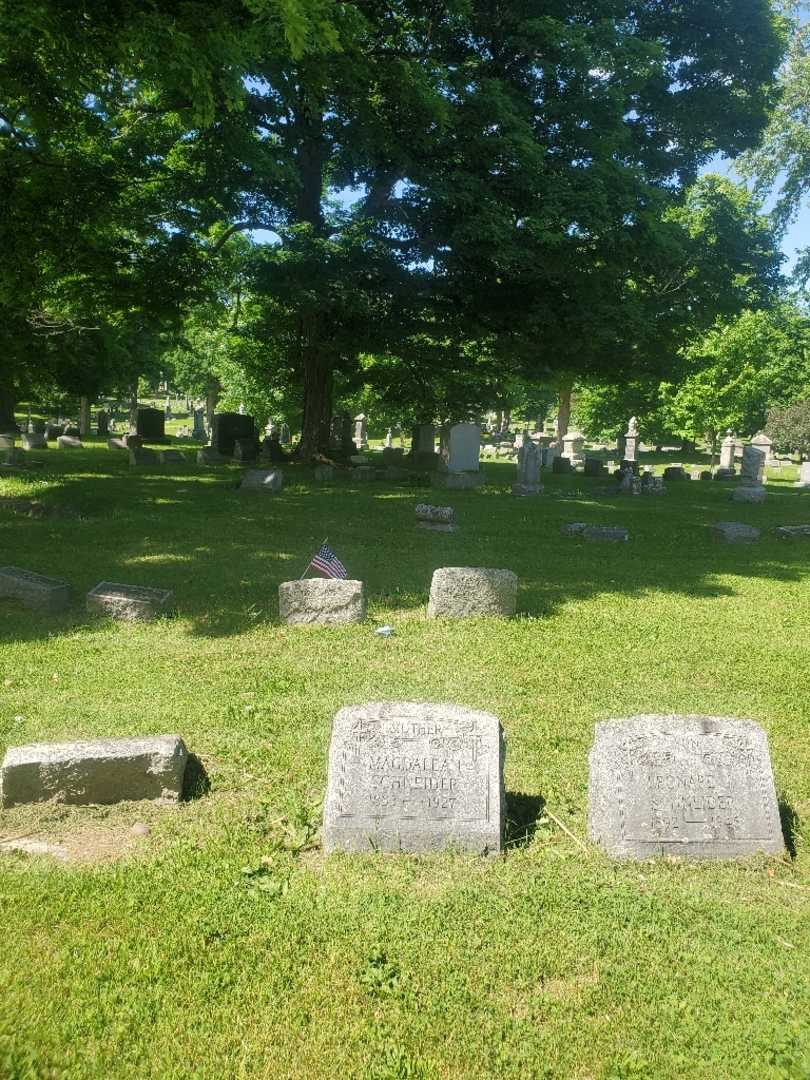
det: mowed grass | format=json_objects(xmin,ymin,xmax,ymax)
[{"xmin": 1, "ymin": 441, "xmax": 809, "ymax": 1080}]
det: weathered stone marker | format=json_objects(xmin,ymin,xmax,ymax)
[
  {"xmin": 588, "ymin": 715, "xmax": 784, "ymax": 859},
  {"xmin": 0, "ymin": 735, "xmax": 188, "ymax": 807},
  {"xmin": 415, "ymin": 503, "xmax": 456, "ymax": 531},
  {"xmin": 427, "ymin": 567, "xmax": 517, "ymax": 618},
  {"xmin": 22, "ymin": 434, "xmax": 47, "ymax": 450},
  {"xmin": 279, "ymin": 578, "xmax": 366, "ymax": 625},
  {"xmin": 87, "ymin": 581, "xmax": 175, "ymax": 621},
  {"xmin": 239, "ymin": 468, "xmax": 282, "ymax": 492},
  {"xmin": 323, "ymin": 701, "xmax": 505, "ymax": 854},
  {"xmin": 56, "ymin": 435, "xmax": 82, "ymax": 449},
  {"xmin": 0, "ymin": 567, "xmax": 72, "ymax": 612},
  {"xmin": 712, "ymin": 521, "xmax": 760, "ymax": 544}
]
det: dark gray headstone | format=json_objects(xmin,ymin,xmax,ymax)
[
  {"xmin": 22, "ymin": 434, "xmax": 47, "ymax": 450},
  {"xmin": 0, "ymin": 567, "xmax": 72, "ymax": 612},
  {"xmin": 87, "ymin": 581, "xmax": 175, "ymax": 621},
  {"xmin": 129, "ymin": 447, "xmax": 160, "ymax": 466},
  {"xmin": 588, "ymin": 715, "xmax": 784, "ymax": 859},
  {"xmin": 211, "ymin": 412, "xmax": 255, "ymax": 456},
  {"xmin": 136, "ymin": 407, "xmax": 165, "ymax": 441},
  {"xmin": 323, "ymin": 701, "xmax": 505, "ymax": 855}
]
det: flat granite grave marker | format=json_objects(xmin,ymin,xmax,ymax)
[
  {"xmin": 279, "ymin": 578, "xmax": 366, "ymax": 625},
  {"xmin": 415, "ymin": 503, "xmax": 456, "ymax": 531},
  {"xmin": 0, "ymin": 735, "xmax": 188, "ymax": 807},
  {"xmin": 588, "ymin": 714, "xmax": 784, "ymax": 859},
  {"xmin": 239, "ymin": 468, "xmax": 282, "ymax": 493},
  {"xmin": 0, "ymin": 567, "xmax": 72, "ymax": 612},
  {"xmin": 323, "ymin": 701, "xmax": 505, "ymax": 854},
  {"xmin": 87, "ymin": 581, "xmax": 175, "ymax": 621}
]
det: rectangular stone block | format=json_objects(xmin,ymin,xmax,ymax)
[
  {"xmin": 159, "ymin": 449, "xmax": 186, "ymax": 464},
  {"xmin": 129, "ymin": 447, "xmax": 160, "ymax": 466},
  {"xmin": 588, "ymin": 715, "xmax": 784, "ymax": 859},
  {"xmin": 87, "ymin": 581, "xmax": 175, "ymax": 621},
  {"xmin": 1, "ymin": 735, "xmax": 188, "ymax": 807},
  {"xmin": 279, "ymin": 578, "xmax": 365, "ymax": 625},
  {"xmin": 0, "ymin": 566, "xmax": 72, "ymax": 612},
  {"xmin": 239, "ymin": 468, "xmax": 282, "ymax": 492},
  {"xmin": 427, "ymin": 567, "xmax": 517, "ymax": 618},
  {"xmin": 323, "ymin": 702, "xmax": 505, "ymax": 854},
  {"xmin": 136, "ymin": 407, "xmax": 165, "ymax": 441},
  {"xmin": 197, "ymin": 447, "xmax": 226, "ymax": 465},
  {"xmin": 22, "ymin": 434, "xmax": 47, "ymax": 450}
]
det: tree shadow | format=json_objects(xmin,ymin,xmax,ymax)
[
  {"xmin": 505, "ymin": 791, "xmax": 545, "ymax": 848},
  {"xmin": 0, "ymin": 451, "xmax": 809, "ymax": 642}
]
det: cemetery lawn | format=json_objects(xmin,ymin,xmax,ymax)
[{"xmin": 2, "ymin": 443, "xmax": 810, "ymax": 1080}]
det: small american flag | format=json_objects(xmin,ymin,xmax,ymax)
[{"xmin": 308, "ymin": 541, "xmax": 348, "ymax": 580}]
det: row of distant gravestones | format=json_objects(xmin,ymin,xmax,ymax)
[{"xmin": 0, "ymin": 705, "xmax": 786, "ymax": 864}]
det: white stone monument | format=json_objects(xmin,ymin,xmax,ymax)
[{"xmin": 446, "ymin": 423, "xmax": 481, "ymax": 472}]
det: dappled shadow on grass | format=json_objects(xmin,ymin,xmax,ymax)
[
  {"xmin": 1, "ymin": 450, "xmax": 809, "ymax": 642},
  {"xmin": 505, "ymin": 791, "xmax": 545, "ymax": 848}
]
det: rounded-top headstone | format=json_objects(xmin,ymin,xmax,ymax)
[
  {"xmin": 427, "ymin": 567, "xmax": 517, "ymax": 618},
  {"xmin": 323, "ymin": 701, "xmax": 505, "ymax": 855},
  {"xmin": 588, "ymin": 715, "xmax": 784, "ymax": 859},
  {"xmin": 279, "ymin": 578, "xmax": 366, "ymax": 625}
]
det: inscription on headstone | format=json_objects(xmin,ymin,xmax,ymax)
[
  {"xmin": 323, "ymin": 701, "xmax": 505, "ymax": 854},
  {"xmin": 588, "ymin": 715, "xmax": 784, "ymax": 859}
]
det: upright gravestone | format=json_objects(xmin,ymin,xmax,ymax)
[
  {"xmin": 384, "ymin": 428, "xmax": 393, "ymax": 448},
  {"xmin": 354, "ymin": 414, "xmax": 368, "ymax": 450},
  {"xmin": 623, "ymin": 417, "xmax": 639, "ymax": 464},
  {"xmin": 96, "ymin": 411, "xmax": 110, "ymax": 436},
  {"xmin": 136, "ymin": 407, "xmax": 166, "ymax": 442},
  {"xmin": 796, "ymin": 461, "xmax": 810, "ymax": 489},
  {"xmin": 323, "ymin": 701, "xmax": 505, "ymax": 855},
  {"xmin": 718, "ymin": 431, "xmax": 736, "ymax": 475},
  {"xmin": 562, "ymin": 430, "xmax": 585, "ymax": 467},
  {"xmin": 588, "ymin": 714, "xmax": 784, "ymax": 859},
  {"xmin": 512, "ymin": 437, "xmax": 542, "ymax": 496},
  {"xmin": 211, "ymin": 412, "xmax": 256, "ymax": 457},
  {"xmin": 280, "ymin": 422, "xmax": 291, "ymax": 445},
  {"xmin": 740, "ymin": 442, "xmax": 766, "ymax": 486},
  {"xmin": 446, "ymin": 423, "xmax": 481, "ymax": 473},
  {"xmin": 192, "ymin": 408, "xmax": 206, "ymax": 440},
  {"xmin": 412, "ymin": 423, "xmax": 436, "ymax": 455},
  {"xmin": 751, "ymin": 431, "xmax": 774, "ymax": 466}
]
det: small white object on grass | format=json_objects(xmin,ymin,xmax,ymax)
[{"xmin": 375, "ymin": 625, "xmax": 394, "ymax": 637}]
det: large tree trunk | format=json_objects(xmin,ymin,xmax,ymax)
[
  {"xmin": 555, "ymin": 388, "xmax": 572, "ymax": 446},
  {"xmin": 79, "ymin": 396, "xmax": 91, "ymax": 437},
  {"xmin": 205, "ymin": 379, "xmax": 221, "ymax": 434},
  {"xmin": 298, "ymin": 344, "xmax": 332, "ymax": 458},
  {"xmin": 128, "ymin": 383, "xmax": 139, "ymax": 432},
  {"xmin": 0, "ymin": 378, "xmax": 17, "ymax": 432}
]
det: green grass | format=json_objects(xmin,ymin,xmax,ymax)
[{"xmin": 1, "ymin": 441, "xmax": 809, "ymax": 1079}]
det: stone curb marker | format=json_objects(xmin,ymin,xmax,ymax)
[
  {"xmin": 323, "ymin": 701, "xmax": 505, "ymax": 854},
  {"xmin": 87, "ymin": 581, "xmax": 175, "ymax": 621},
  {"xmin": 712, "ymin": 522, "xmax": 760, "ymax": 544},
  {"xmin": 279, "ymin": 578, "xmax": 366, "ymax": 625},
  {"xmin": 239, "ymin": 468, "xmax": 283, "ymax": 492},
  {"xmin": 0, "ymin": 735, "xmax": 188, "ymax": 808},
  {"xmin": 0, "ymin": 567, "xmax": 72, "ymax": 612},
  {"xmin": 427, "ymin": 567, "xmax": 517, "ymax": 618},
  {"xmin": 588, "ymin": 715, "xmax": 783, "ymax": 859}
]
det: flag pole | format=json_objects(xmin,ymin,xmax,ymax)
[{"xmin": 299, "ymin": 537, "xmax": 328, "ymax": 579}]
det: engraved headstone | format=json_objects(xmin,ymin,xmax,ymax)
[
  {"xmin": 562, "ymin": 430, "xmax": 585, "ymax": 466},
  {"xmin": 211, "ymin": 412, "xmax": 256, "ymax": 456},
  {"xmin": 427, "ymin": 567, "xmax": 517, "ymax": 618},
  {"xmin": 239, "ymin": 468, "xmax": 282, "ymax": 493},
  {"xmin": 129, "ymin": 447, "xmax": 159, "ymax": 466},
  {"xmin": 323, "ymin": 701, "xmax": 505, "ymax": 854},
  {"xmin": 588, "ymin": 715, "xmax": 784, "ymax": 859},
  {"xmin": 86, "ymin": 582, "xmax": 175, "ymax": 621},
  {"xmin": 278, "ymin": 578, "xmax": 365, "ymax": 625},
  {"xmin": 512, "ymin": 436, "xmax": 542, "ymax": 496},
  {"xmin": 0, "ymin": 567, "xmax": 72, "ymax": 612},
  {"xmin": 415, "ymin": 503, "xmax": 456, "ymax": 531},
  {"xmin": 445, "ymin": 423, "xmax": 481, "ymax": 472},
  {"xmin": 719, "ymin": 431, "xmax": 736, "ymax": 473},
  {"xmin": 354, "ymin": 413, "xmax": 368, "ymax": 450},
  {"xmin": 712, "ymin": 521, "xmax": 761, "ymax": 544},
  {"xmin": 741, "ymin": 443, "xmax": 766, "ymax": 485},
  {"xmin": 795, "ymin": 461, "xmax": 810, "ymax": 489},
  {"xmin": 136, "ymin": 407, "xmax": 165, "ymax": 441}
]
